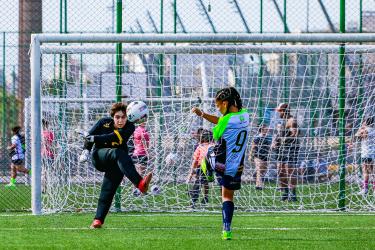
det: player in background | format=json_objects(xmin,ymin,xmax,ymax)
[
  {"xmin": 79, "ymin": 102, "xmax": 152, "ymax": 229},
  {"xmin": 192, "ymin": 87, "xmax": 249, "ymax": 240},
  {"xmin": 192, "ymin": 127, "xmax": 204, "ymax": 150},
  {"xmin": 272, "ymin": 103, "xmax": 300, "ymax": 202},
  {"xmin": 5, "ymin": 126, "xmax": 30, "ymax": 189},
  {"xmin": 249, "ymin": 124, "xmax": 271, "ymax": 190},
  {"xmin": 187, "ymin": 129, "xmax": 214, "ymax": 208},
  {"xmin": 132, "ymin": 120, "xmax": 150, "ymax": 196},
  {"xmin": 41, "ymin": 119, "xmax": 55, "ymax": 193},
  {"xmin": 355, "ymin": 117, "xmax": 375, "ymax": 196}
]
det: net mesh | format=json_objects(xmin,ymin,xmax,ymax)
[{"xmin": 26, "ymin": 44, "xmax": 375, "ymax": 212}]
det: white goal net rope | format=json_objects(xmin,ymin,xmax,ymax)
[{"xmin": 26, "ymin": 42, "xmax": 375, "ymax": 212}]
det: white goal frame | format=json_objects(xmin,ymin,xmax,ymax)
[{"xmin": 30, "ymin": 33, "xmax": 375, "ymax": 215}]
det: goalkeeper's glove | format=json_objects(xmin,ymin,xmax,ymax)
[
  {"xmin": 85, "ymin": 135, "xmax": 95, "ymax": 143},
  {"xmin": 76, "ymin": 130, "xmax": 94, "ymax": 142},
  {"xmin": 79, "ymin": 149, "xmax": 91, "ymax": 163}
]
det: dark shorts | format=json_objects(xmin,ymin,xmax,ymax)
[
  {"xmin": 132, "ymin": 155, "xmax": 148, "ymax": 166},
  {"xmin": 205, "ymin": 146, "xmax": 243, "ymax": 190},
  {"xmin": 277, "ymin": 152, "xmax": 298, "ymax": 167},
  {"xmin": 12, "ymin": 159, "xmax": 24, "ymax": 165},
  {"xmin": 362, "ymin": 158, "xmax": 374, "ymax": 163},
  {"xmin": 216, "ymin": 171, "xmax": 243, "ymax": 190},
  {"xmin": 195, "ymin": 168, "xmax": 208, "ymax": 185}
]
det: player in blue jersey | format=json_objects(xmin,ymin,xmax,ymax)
[
  {"xmin": 5, "ymin": 126, "xmax": 30, "ymax": 189},
  {"xmin": 192, "ymin": 87, "xmax": 249, "ymax": 240}
]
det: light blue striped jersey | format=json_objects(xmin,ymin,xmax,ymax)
[{"xmin": 212, "ymin": 109, "xmax": 250, "ymax": 177}]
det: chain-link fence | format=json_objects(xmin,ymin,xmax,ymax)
[{"xmin": 1, "ymin": 0, "xmax": 375, "ymax": 211}]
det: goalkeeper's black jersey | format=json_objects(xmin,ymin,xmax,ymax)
[{"xmin": 84, "ymin": 117, "xmax": 135, "ymax": 152}]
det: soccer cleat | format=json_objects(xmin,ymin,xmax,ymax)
[
  {"xmin": 358, "ymin": 189, "xmax": 368, "ymax": 196},
  {"xmin": 5, "ymin": 183, "xmax": 16, "ymax": 190},
  {"xmin": 90, "ymin": 219, "xmax": 103, "ymax": 229},
  {"xmin": 138, "ymin": 172, "xmax": 153, "ymax": 194},
  {"xmin": 222, "ymin": 230, "xmax": 233, "ymax": 240},
  {"xmin": 132, "ymin": 188, "xmax": 141, "ymax": 197}
]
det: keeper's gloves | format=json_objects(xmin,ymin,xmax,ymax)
[{"xmin": 79, "ymin": 149, "xmax": 91, "ymax": 163}]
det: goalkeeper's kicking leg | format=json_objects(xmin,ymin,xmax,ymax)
[{"xmin": 90, "ymin": 148, "xmax": 152, "ymax": 228}]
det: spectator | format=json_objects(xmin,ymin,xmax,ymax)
[
  {"xmin": 272, "ymin": 103, "xmax": 300, "ymax": 202},
  {"xmin": 41, "ymin": 119, "xmax": 55, "ymax": 193},
  {"xmin": 250, "ymin": 124, "xmax": 271, "ymax": 190},
  {"xmin": 132, "ymin": 121, "xmax": 150, "ymax": 196},
  {"xmin": 355, "ymin": 117, "xmax": 375, "ymax": 196},
  {"xmin": 187, "ymin": 129, "xmax": 214, "ymax": 207}
]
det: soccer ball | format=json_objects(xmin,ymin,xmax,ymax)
[
  {"xmin": 126, "ymin": 101, "xmax": 149, "ymax": 123},
  {"xmin": 165, "ymin": 152, "xmax": 179, "ymax": 166},
  {"xmin": 151, "ymin": 185, "xmax": 161, "ymax": 195}
]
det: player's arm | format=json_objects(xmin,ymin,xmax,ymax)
[
  {"xmin": 143, "ymin": 131, "xmax": 150, "ymax": 149},
  {"xmin": 192, "ymin": 107, "xmax": 219, "ymax": 124},
  {"xmin": 90, "ymin": 123, "xmax": 135, "ymax": 145},
  {"xmin": 288, "ymin": 118, "xmax": 299, "ymax": 137},
  {"xmin": 138, "ymin": 130, "xmax": 150, "ymax": 151},
  {"xmin": 7, "ymin": 137, "xmax": 17, "ymax": 150},
  {"xmin": 187, "ymin": 147, "xmax": 200, "ymax": 182},
  {"xmin": 249, "ymin": 141, "xmax": 256, "ymax": 161},
  {"xmin": 79, "ymin": 119, "xmax": 104, "ymax": 163}
]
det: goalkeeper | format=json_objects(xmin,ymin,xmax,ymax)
[
  {"xmin": 79, "ymin": 102, "xmax": 152, "ymax": 229},
  {"xmin": 192, "ymin": 87, "xmax": 249, "ymax": 240}
]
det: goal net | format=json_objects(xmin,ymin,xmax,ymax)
[{"xmin": 27, "ymin": 34, "xmax": 375, "ymax": 213}]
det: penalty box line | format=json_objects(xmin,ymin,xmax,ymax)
[{"xmin": 2, "ymin": 226, "xmax": 375, "ymax": 231}]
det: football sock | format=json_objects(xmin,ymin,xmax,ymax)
[
  {"xmin": 291, "ymin": 188, "xmax": 296, "ymax": 196},
  {"xmin": 222, "ymin": 201, "xmax": 234, "ymax": 232},
  {"xmin": 10, "ymin": 177, "xmax": 16, "ymax": 185}
]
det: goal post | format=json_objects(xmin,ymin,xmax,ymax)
[{"xmin": 30, "ymin": 33, "xmax": 375, "ymax": 215}]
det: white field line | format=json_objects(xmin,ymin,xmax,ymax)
[
  {"xmin": 1, "ymin": 226, "xmax": 375, "ymax": 231},
  {"xmin": 1, "ymin": 213, "xmax": 375, "ymax": 217}
]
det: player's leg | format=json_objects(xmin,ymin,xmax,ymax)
[
  {"xmin": 287, "ymin": 163, "xmax": 298, "ymax": 202},
  {"xmin": 221, "ymin": 186, "xmax": 235, "ymax": 240},
  {"xmin": 255, "ymin": 158, "xmax": 266, "ymax": 189},
  {"xmin": 201, "ymin": 175, "xmax": 209, "ymax": 204},
  {"xmin": 278, "ymin": 162, "xmax": 288, "ymax": 201},
  {"xmin": 112, "ymin": 148, "xmax": 152, "ymax": 193},
  {"xmin": 359, "ymin": 160, "xmax": 370, "ymax": 195},
  {"xmin": 16, "ymin": 163, "xmax": 30, "ymax": 175},
  {"xmin": 218, "ymin": 167, "xmax": 243, "ymax": 240},
  {"xmin": 5, "ymin": 163, "xmax": 17, "ymax": 188},
  {"xmin": 92, "ymin": 165, "xmax": 124, "ymax": 228},
  {"xmin": 132, "ymin": 157, "xmax": 147, "ymax": 195},
  {"xmin": 135, "ymin": 156, "xmax": 147, "ymax": 176},
  {"xmin": 370, "ymin": 161, "xmax": 375, "ymax": 195},
  {"xmin": 189, "ymin": 173, "xmax": 200, "ymax": 208}
]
